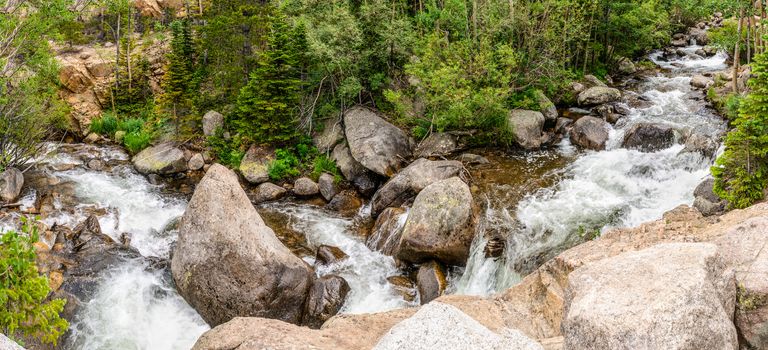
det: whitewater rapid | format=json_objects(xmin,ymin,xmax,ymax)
[
  {"xmin": 456, "ymin": 45, "xmax": 728, "ymax": 295},
  {"xmin": 33, "ymin": 144, "xmax": 209, "ymax": 350}
]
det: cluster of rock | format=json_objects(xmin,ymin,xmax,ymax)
[{"xmin": 191, "ymin": 200, "xmax": 768, "ymax": 350}]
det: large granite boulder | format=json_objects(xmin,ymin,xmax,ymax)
[
  {"xmin": 622, "ymin": 123, "xmax": 676, "ymax": 152},
  {"xmin": 569, "ymin": 116, "xmax": 610, "ymax": 151},
  {"xmin": 712, "ymin": 217, "xmax": 768, "ymax": 350},
  {"xmin": 202, "ymin": 110, "xmax": 224, "ymax": 137},
  {"xmin": 132, "ymin": 142, "xmax": 187, "ymax": 175},
  {"xmin": 370, "ymin": 158, "xmax": 464, "ymax": 217},
  {"xmin": 373, "ymin": 302, "xmax": 544, "ymax": 350},
  {"xmin": 332, "ymin": 142, "xmax": 379, "ymax": 196},
  {"xmin": 534, "ymin": 90, "xmax": 558, "ymax": 123},
  {"xmin": 171, "ymin": 164, "xmax": 314, "ymax": 326},
  {"xmin": 344, "ymin": 106, "xmax": 412, "ymax": 177},
  {"xmin": 415, "ymin": 132, "xmax": 459, "ymax": 158},
  {"xmin": 303, "ymin": 275, "xmax": 350, "ymax": 329},
  {"xmin": 562, "ymin": 243, "xmax": 737, "ymax": 350},
  {"xmin": 508, "ymin": 110, "xmax": 545, "ymax": 150},
  {"xmin": 397, "ymin": 177, "xmax": 477, "ymax": 266},
  {"xmin": 577, "ymin": 87, "xmax": 621, "ymax": 106},
  {"xmin": 239, "ymin": 145, "xmax": 273, "ymax": 185}
]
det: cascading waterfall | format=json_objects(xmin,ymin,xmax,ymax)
[
  {"xmin": 456, "ymin": 45, "xmax": 728, "ymax": 295},
  {"xmin": 32, "ymin": 144, "xmax": 209, "ymax": 350},
  {"xmin": 259, "ymin": 203, "xmax": 415, "ymax": 313}
]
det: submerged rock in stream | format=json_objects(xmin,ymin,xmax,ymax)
[{"xmin": 171, "ymin": 164, "xmax": 314, "ymax": 326}]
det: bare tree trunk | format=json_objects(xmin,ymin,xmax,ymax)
[
  {"xmin": 734, "ymin": 8, "xmax": 744, "ymax": 94},
  {"xmin": 127, "ymin": 6, "xmax": 132, "ymax": 93},
  {"xmin": 114, "ymin": 12, "xmax": 121, "ymax": 95}
]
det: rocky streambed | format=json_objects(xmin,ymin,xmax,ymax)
[{"xmin": 3, "ymin": 28, "xmax": 754, "ymax": 349}]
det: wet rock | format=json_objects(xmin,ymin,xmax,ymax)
[
  {"xmin": 569, "ymin": 116, "xmax": 610, "ymax": 151},
  {"xmin": 592, "ymin": 104, "xmax": 622, "ymax": 124},
  {"xmin": 326, "ymin": 190, "xmax": 363, "ymax": 217},
  {"xmin": 397, "ymin": 177, "xmax": 476, "ymax": 266},
  {"xmin": 712, "ymin": 218, "xmax": 768, "ymax": 350},
  {"xmin": 555, "ymin": 117, "xmax": 573, "ymax": 134},
  {"xmin": 416, "ymin": 260, "xmax": 447, "ymax": 305},
  {"xmin": 563, "ymin": 243, "xmax": 737, "ymax": 350},
  {"xmin": 371, "ymin": 158, "xmax": 464, "ymax": 217},
  {"xmin": 367, "ymin": 207, "xmax": 408, "ymax": 256},
  {"xmin": 374, "ymin": 302, "xmax": 544, "ymax": 350},
  {"xmin": 691, "ymin": 75, "xmax": 714, "ymax": 89},
  {"xmin": 252, "ymin": 182, "xmax": 287, "ymax": 204},
  {"xmin": 171, "ymin": 164, "xmax": 314, "ymax": 326},
  {"xmin": 583, "ymin": 75, "xmax": 607, "ymax": 88},
  {"xmin": 314, "ymin": 118, "xmax": 345, "ymax": 153},
  {"xmin": 315, "ymin": 245, "xmax": 348, "ymax": 266},
  {"xmin": 415, "ymin": 132, "xmax": 459, "ymax": 158},
  {"xmin": 188, "ymin": 153, "xmax": 205, "ymax": 171},
  {"xmin": 303, "ymin": 275, "xmax": 350, "ymax": 329},
  {"xmin": 689, "ymin": 27, "xmax": 709, "ymax": 45},
  {"xmin": 239, "ymin": 145, "xmax": 274, "ymax": 185},
  {"xmin": 577, "ymin": 87, "xmax": 621, "ymax": 106},
  {"xmin": 457, "ymin": 153, "xmax": 489, "ymax": 166},
  {"xmin": 331, "ymin": 142, "xmax": 379, "ymax": 196},
  {"xmin": 133, "ymin": 142, "xmax": 187, "ymax": 175},
  {"xmin": 387, "ymin": 275, "xmax": 417, "ymax": 302},
  {"xmin": 317, "ymin": 173, "xmax": 337, "ymax": 201},
  {"xmin": 616, "ymin": 57, "xmax": 637, "ymax": 75},
  {"xmin": 484, "ymin": 234, "xmax": 506, "ymax": 259},
  {"xmin": 671, "ymin": 38, "xmax": 688, "ymax": 47},
  {"xmin": 87, "ymin": 158, "xmax": 104, "ymax": 171},
  {"xmin": 682, "ymin": 132, "xmax": 719, "ymax": 158},
  {"xmin": 293, "ymin": 177, "xmax": 320, "ymax": 197},
  {"xmin": 202, "ymin": 110, "xmax": 224, "ymax": 137},
  {"xmin": 534, "ymin": 90, "xmax": 558, "ymax": 122},
  {"xmin": 693, "ymin": 178, "xmax": 725, "ymax": 216},
  {"xmin": 0, "ymin": 167, "xmax": 24, "ymax": 202},
  {"xmin": 344, "ymin": 106, "xmax": 412, "ymax": 177},
  {"xmin": 84, "ymin": 132, "xmax": 101, "ymax": 144},
  {"xmin": 508, "ymin": 109, "xmax": 545, "ymax": 150},
  {"xmin": 622, "ymin": 123, "xmax": 675, "ymax": 152}
]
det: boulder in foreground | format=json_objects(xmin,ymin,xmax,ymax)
[
  {"xmin": 171, "ymin": 164, "xmax": 314, "ymax": 326},
  {"xmin": 563, "ymin": 242, "xmax": 737, "ymax": 350}
]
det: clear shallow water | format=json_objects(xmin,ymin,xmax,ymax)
[
  {"xmin": 34, "ymin": 144, "xmax": 209, "ymax": 350},
  {"xmin": 456, "ymin": 46, "xmax": 728, "ymax": 295}
]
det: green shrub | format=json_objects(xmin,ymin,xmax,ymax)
[
  {"xmin": 89, "ymin": 114, "xmax": 119, "ymax": 136},
  {"xmin": 1, "ymin": 217, "xmax": 68, "ymax": 345},
  {"xmin": 206, "ymin": 130, "xmax": 245, "ymax": 168},
  {"xmin": 311, "ymin": 155, "xmax": 341, "ymax": 182},
  {"xmin": 123, "ymin": 130, "xmax": 152, "ymax": 154},
  {"xmin": 268, "ymin": 148, "xmax": 300, "ymax": 180},
  {"xmin": 118, "ymin": 118, "xmax": 145, "ymax": 134}
]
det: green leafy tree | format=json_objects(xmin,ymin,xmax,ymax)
[
  {"xmin": 713, "ymin": 52, "xmax": 768, "ymax": 208},
  {"xmin": 231, "ymin": 12, "xmax": 306, "ymax": 145},
  {"xmin": 1, "ymin": 218, "xmax": 68, "ymax": 345}
]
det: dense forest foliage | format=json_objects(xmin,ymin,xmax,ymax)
[{"xmin": 78, "ymin": 0, "xmax": 734, "ymax": 149}]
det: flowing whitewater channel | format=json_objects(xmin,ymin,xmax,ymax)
[
  {"xmin": 457, "ymin": 46, "xmax": 729, "ymax": 295},
  {"xmin": 0, "ymin": 43, "xmax": 728, "ymax": 349}
]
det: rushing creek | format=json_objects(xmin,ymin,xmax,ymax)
[{"xmin": 2, "ymin": 43, "xmax": 729, "ymax": 349}]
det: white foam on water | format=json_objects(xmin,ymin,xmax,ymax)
[
  {"xmin": 55, "ymin": 166, "xmax": 186, "ymax": 258},
  {"xmin": 263, "ymin": 203, "xmax": 414, "ymax": 314},
  {"xmin": 457, "ymin": 45, "xmax": 728, "ymax": 294},
  {"xmin": 67, "ymin": 262, "xmax": 209, "ymax": 350}
]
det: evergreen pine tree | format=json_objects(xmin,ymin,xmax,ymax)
[
  {"xmin": 232, "ymin": 12, "xmax": 305, "ymax": 145},
  {"xmin": 162, "ymin": 19, "xmax": 197, "ymax": 137},
  {"xmin": 713, "ymin": 52, "xmax": 768, "ymax": 208}
]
